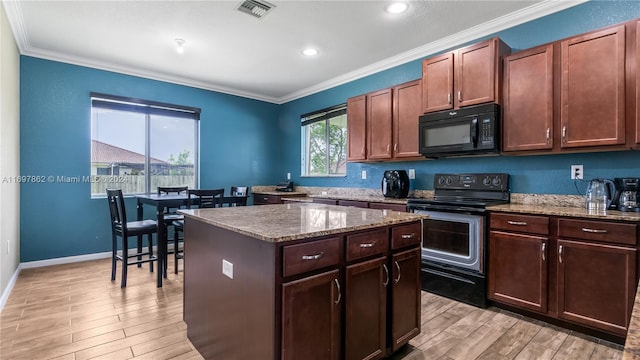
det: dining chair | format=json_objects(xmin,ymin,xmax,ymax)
[
  {"xmin": 172, "ymin": 188, "xmax": 225, "ymax": 273},
  {"xmin": 157, "ymin": 186, "xmax": 188, "ymax": 275},
  {"xmin": 106, "ymin": 189, "xmax": 158, "ymax": 287}
]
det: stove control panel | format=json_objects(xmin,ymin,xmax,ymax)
[{"xmin": 434, "ymin": 173, "xmax": 509, "ymax": 191}]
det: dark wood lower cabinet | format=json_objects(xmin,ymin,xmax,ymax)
[
  {"xmin": 282, "ymin": 270, "xmax": 341, "ymax": 360},
  {"xmin": 488, "ymin": 231, "xmax": 548, "ymax": 313},
  {"xmin": 345, "ymin": 257, "xmax": 387, "ymax": 360},
  {"xmin": 557, "ymin": 239, "xmax": 637, "ymax": 336},
  {"xmin": 390, "ymin": 248, "xmax": 421, "ymax": 351},
  {"xmin": 488, "ymin": 212, "xmax": 638, "ymax": 339}
]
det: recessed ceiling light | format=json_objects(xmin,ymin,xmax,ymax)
[
  {"xmin": 302, "ymin": 48, "xmax": 319, "ymax": 56},
  {"xmin": 175, "ymin": 38, "xmax": 186, "ymax": 54},
  {"xmin": 386, "ymin": 2, "xmax": 408, "ymax": 14}
]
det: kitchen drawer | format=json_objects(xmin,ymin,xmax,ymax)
[
  {"xmin": 557, "ymin": 218, "xmax": 637, "ymax": 246},
  {"xmin": 338, "ymin": 200, "xmax": 369, "ymax": 208},
  {"xmin": 490, "ymin": 213, "xmax": 549, "ymax": 235},
  {"xmin": 346, "ymin": 229, "xmax": 388, "ymax": 262},
  {"xmin": 254, "ymin": 194, "xmax": 281, "ymax": 205},
  {"xmin": 313, "ymin": 198, "xmax": 339, "ymax": 205},
  {"xmin": 283, "ymin": 237, "xmax": 341, "ymax": 277},
  {"xmin": 369, "ymin": 202, "xmax": 407, "ymax": 212},
  {"xmin": 391, "ymin": 222, "xmax": 421, "ymax": 249}
]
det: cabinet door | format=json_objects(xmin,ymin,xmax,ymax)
[
  {"xmin": 560, "ymin": 25, "xmax": 626, "ymax": 148},
  {"xmin": 282, "ymin": 270, "xmax": 341, "ymax": 360},
  {"xmin": 393, "ymin": 80, "xmax": 422, "ymax": 158},
  {"xmin": 347, "ymin": 95, "xmax": 367, "ymax": 161},
  {"xmin": 422, "ymin": 52, "xmax": 454, "ymax": 113},
  {"xmin": 367, "ymin": 89, "xmax": 393, "ymax": 160},
  {"xmin": 488, "ymin": 231, "xmax": 548, "ymax": 313},
  {"xmin": 391, "ymin": 248, "xmax": 421, "ymax": 352},
  {"xmin": 345, "ymin": 257, "xmax": 387, "ymax": 360},
  {"xmin": 456, "ymin": 39, "xmax": 496, "ymax": 107},
  {"xmin": 502, "ymin": 44, "xmax": 554, "ymax": 152},
  {"xmin": 636, "ymin": 20, "xmax": 640, "ymax": 146},
  {"xmin": 557, "ymin": 240, "xmax": 636, "ymax": 336}
]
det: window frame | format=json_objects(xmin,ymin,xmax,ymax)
[
  {"xmin": 300, "ymin": 103, "xmax": 347, "ymax": 177},
  {"xmin": 90, "ymin": 92, "xmax": 201, "ymax": 197}
]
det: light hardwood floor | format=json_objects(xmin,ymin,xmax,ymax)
[{"xmin": 0, "ymin": 258, "xmax": 624, "ymax": 359}]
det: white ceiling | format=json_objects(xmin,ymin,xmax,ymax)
[{"xmin": 3, "ymin": 0, "xmax": 585, "ymax": 104}]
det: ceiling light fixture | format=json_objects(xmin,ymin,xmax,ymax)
[
  {"xmin": 386, "ymin": 2, "xmax": 408, "ymax": 14},
  {"xmin": 302, "ymin": 48, "xmax": 319, "ymax": 56},
  {"xmin": 175, "ymin": 39, "xmax": 185, "ymax": 54}
]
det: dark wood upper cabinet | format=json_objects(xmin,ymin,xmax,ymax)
[
  {"xmin": 636, "ymin": 20, "xmax": 640, "ymax": 147},
  {"xmin": 422, "ymin": 37, "xmax": 510, "ymax": 113},
  {"xmin": 422, "ymin": 53, "xmax": 454, "ymax": 113},
  {"xmin": 392, "ymin": 79, "xmax": 422, "ymax": 158},
  {"xmin": 367, "ymin": 88, "xmax": 393, "ymax": 160},
  {"xmin": 560, "ymin": 25, "xmax": 626, "ymax": 148},
  {"xmin": 347, "ymin": 95, "xmax": 367, "ymax": 161},
  {"xmin": 502, "ymin": 44, "xmax": 554, "ymax": 152}
]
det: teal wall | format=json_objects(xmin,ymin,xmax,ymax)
[
  {"xmin": 20, "ymin": 57, "xmax": 281, "ymax": 261},
  {"xmin": 279, "ymin": 0, "xmax": 640, "ymax": 194},
  {"xmin": 19, "ymin": 1, "xmax": 640, "ymax": 262}
]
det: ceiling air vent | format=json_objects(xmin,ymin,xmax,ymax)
[{"xmin": 237, "ymin": 0, "xmax": 275, "ymax": 19}]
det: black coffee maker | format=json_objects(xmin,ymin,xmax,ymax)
[{"xmin": 611, "ymin": 178, "xmax": 640, "ymax": 212}]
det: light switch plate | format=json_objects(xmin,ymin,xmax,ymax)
[
  {"xmin": 287, "ymin": 172, "xmax": 291, "ymax": 180},
  {"xmin": 222, "ymin": 259, "xmax": 233, "ymax": 279},
  {"xmin": 361, "ymin": 170, "xmax": 367, "ymax": 180},
  {"xmin": 408, "ymin": 169, "xmax": 415, "ymax": 179}
]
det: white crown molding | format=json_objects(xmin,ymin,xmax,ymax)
[
  {"xmin": 277, "ymin": 0, "xmax": 589, "ymax": 103},
  {"xmin": 4, "ymin": 0, "xmax": 587, "ymax": 105}
]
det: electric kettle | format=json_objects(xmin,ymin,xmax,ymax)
[{"xmin": 585, "ymin": 178, "xmax": 615, "ymax": 214}]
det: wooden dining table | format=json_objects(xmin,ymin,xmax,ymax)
[{"xmin": 135, "ymin": 193, "xmax": 249, "ymax": 287}]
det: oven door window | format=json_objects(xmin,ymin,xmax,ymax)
[{"xmin": 419, "ymin": 211, "xmax": 483, "ymax": 272}]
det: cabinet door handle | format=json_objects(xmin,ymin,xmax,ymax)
[
  {"xmin": 383, "ymin": 264, "xmax": 389, "ymax": 287},
  {"xmin": 394, "ymin": 144, "xmax": 398, "ymax": 153},
  {"xmin": 546, "ymin": 128, "xmax": 550, "ymax": 144},
  {"xmin": 562, "ymin": 126, "xmax": 567, "ymax": 143},
  {"xmin": 559, "ymin": 245, "xmax": 563, "ymax": 264},
  {"xmin": 386, "ymin": 144, "xmax": 390, "ymax": 152},
  {"xmin": 507, "ymin": 221, "xmax": 528, "ymax": 226},
  {"xmin": 394, "ymin": 260, "xmax": 401, "ymax": 284},
  {"xmin": 448, "ymin": 93, "xmax": 451, "ymax": 104},
  {"xmin": 458, "ymin": 90, "xmax": 462, "ymax": 102},
  {"xmin": 301, "ymin": 252, "xmax": 324, "ymax": 260},
  {"xmin": 541, "ymin": 243, "xmax": 546, "ymax": 262},
  {"xmin": 359, "ymin": 242, "xmax": 375, "ymax": 248},
  {"xmin": 401, "ymin": 233, "xmax": 415, "ymax": 239},
  {"xmin": 581, "ymin": 227, "xmax": 608, "ymax": 234},
  {"xmin": 334, "ymin": 278, "xmax": 341, "ymax": 304}
]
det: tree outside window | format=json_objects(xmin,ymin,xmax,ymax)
[{"xmin": 301, "ymin": 105, "xmax": 347, "ymax": 176}]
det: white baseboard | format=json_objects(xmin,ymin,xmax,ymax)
[
  {"xmin": 20, "ymin": 251, "xmax": 112, "ymax": 269},
  {"xmin": 0, "ymin": 266, "xmax": 21, "ymax": 312}
]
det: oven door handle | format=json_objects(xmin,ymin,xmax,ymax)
[{"xmin": 409, "ymin": 204, "xmax": 485, "ymax": 213}]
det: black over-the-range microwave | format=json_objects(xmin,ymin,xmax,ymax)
[{"xmin": 419, "ymin": 103, "xmax": 500, "ymax": 158}]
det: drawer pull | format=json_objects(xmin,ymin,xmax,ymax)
[
  {"xmin": 360, "ymin": 242, "xmax": 376, "ymax": 248},
  {"xmin": 507, "ymin": 221, "xmax": 528, "ymax": 226},
  {"xmin": 301, "ymin": 252, "xmax": 324, "ymax": 261},
  {"xmin": 334, "ymin": 279, "xmax": 341, "ymax": 304},
  {"xmin": 394, "ymin": 260, "xmax": 401, "ymax": 284},
  {"xmin": 541, "ymin": 243, "xmax": 546, "ymax": 262},
  {"xmin": 383, "ymin": 264, "xmax": 389, "ymax": 287},
  {"xmin": 401, "ymin": 233, "xmax": 415, "ymax": 239},
  {"xmin": 581, "ymin": 227, "xmax": 608, "ymax": 234}
]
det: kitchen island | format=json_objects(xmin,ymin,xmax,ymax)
[{"xmin": 179, "ymin": 203, "xmax": 426, "ymax": 360}]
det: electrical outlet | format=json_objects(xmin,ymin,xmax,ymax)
[
  {"xmin": 361, "ymin": 170, "xmax": 367, "ymax": 180},
  {"xmin": 287, "ymin": 172, "xmax": 291, "ymax": 180},
  {"xmin": 408, "ymin": 169, "xmax": 415, "ymax": 179},
  {"xmin": 571, "ymin": 165, "xmax": 583, "ymax": 180}
]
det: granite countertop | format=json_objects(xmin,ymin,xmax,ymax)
[
  {"xmin": 180, "ymin": 203, "xmax": 426, "ymax": 243},
  {"xmin": 488, "ymin": 203, "xmax": 640, "ymax": 222}
]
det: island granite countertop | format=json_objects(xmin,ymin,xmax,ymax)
[{"xmin": 179, "ymin": 202, "xmax": 426, "ymax": 243}]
